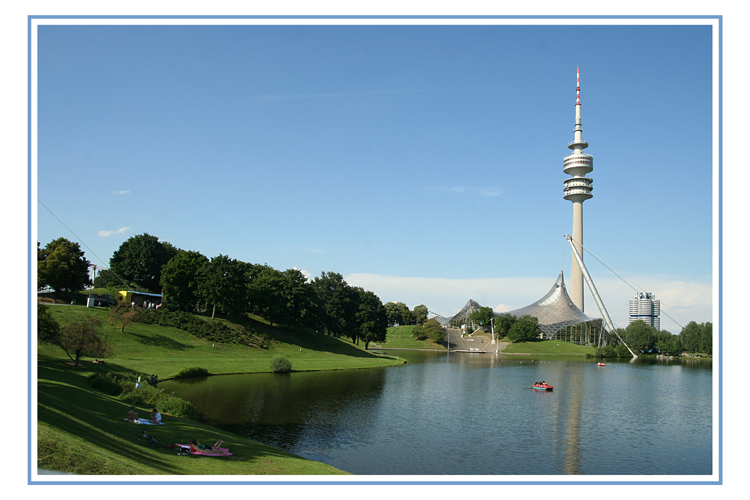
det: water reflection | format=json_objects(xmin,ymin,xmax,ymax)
[{"xmin": 162, "ymin": 353, "xmax": 712, "ymax": 475}]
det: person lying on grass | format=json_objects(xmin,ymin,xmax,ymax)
[{"xmin": 188, "ymin": 439, "xmax": 228, "ymax": 454}]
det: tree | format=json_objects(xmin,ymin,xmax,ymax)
[
  {"xmin": 470, "ymin": 306, "xmax": 494, "ymax": 332},
  {"xmin": 37, "ymin": 303, "xmax": 61, "ymax": 344},
  {"xmin": 92, "ymin": 268, "xmax": 126, "ymax": 289},
  {"xmin": 625, "ymin": 320, "xmax": 657, "ymax": 353},
  {"xmin": 109, "ymin": 233, "xmax": 179, "ymax": 292},
  {"xmin": 412, "ymin": 318, "xmax": 445, "ymax": 343},
  {"xmin": 700, "ymin": 322, "xmax": 713, "ymax": 356},
  {"xmin": 52, "ymin": 316, "xmax": 112, "ymax": 366},
  {"xmin": 310, "ymin": 272, "xmax": 358, "ymax": 337},
  {"xmin": 354, "ymin": 289, "xmax": 389, "ymax": 349},
  {"xmin": 160, "ymin": 250, "xmax": 209, "ymax": 311},
  {"xmin": 38, "ymin": 238, "xmax": 91, "ymax": 297},
  {"xmin": 107, "ymin": 302, "xmax": 144, "ymax": 332},
  {"xmin": 494, "ymin": 313, "xmax": 516, "ymax": 339},
  {"xmin": 247, "ymin": 265, "xmax": 286, "ymax": 326},
  {"xmin": 507, "ymin": 315, "xmax": 540, "ymax": 342},
  {"xmin": 196, "ymin": 255, "xmax": 248, "ymax": 319},
  {"xmin": 413, "ymin": 304, "xmax": 429, "ymax": 325},
  {"xmin": 384, "ymin": 302, "xmax": 412, "ymax": 326}
]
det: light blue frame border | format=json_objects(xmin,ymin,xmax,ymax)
[{"xmin": 27, "ymin": 14, "xmax": 723, "ymax": 486}]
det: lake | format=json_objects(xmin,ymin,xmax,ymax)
[{"xmin": 161, "ymin": 351, "xmax": 713, "ymax": 476}]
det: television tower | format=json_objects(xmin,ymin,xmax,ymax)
[{"xmin": 563, "ymin": 68, "xmax": 593, "ymax": 312}]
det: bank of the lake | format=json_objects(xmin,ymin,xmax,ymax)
[{"xmin": 37, "ymin": 305, "xmax": 410, "ymax": 476}]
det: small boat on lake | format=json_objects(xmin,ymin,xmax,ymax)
[
  {"xmin": 597, "ymin": 362, "xmax": 606, "ymax": 366},
  {"xmin": 532, "ymin": 383, "xmax": 553, "ymax": 391}
]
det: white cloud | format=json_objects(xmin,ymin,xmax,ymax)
[
  {"xmin": 344, "ymin": 272, "xmax": 713, "ymax": 334},
  {"xmin": 113, "ymin": 190, "xmax": 130, "ymax": 195},
  {"xmin": 98, "ymin": 227, "xmax": 131, "ymax": 237}
]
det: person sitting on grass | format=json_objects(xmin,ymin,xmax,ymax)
[
  {"xmin": 188, "ymin": 439, "xmax": 227, "ymax": 453},
  {"xmin": 150, "ymin": 408, "xmax": 162, "ymax": 424},
  {"xmin": 126, "ymin": 406, "xmax": 138, "ymax": 422}
]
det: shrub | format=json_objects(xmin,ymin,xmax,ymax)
[
  {"xmin": 156, "ymin": 396, "xmax": 196, "ymax": 419},
  {"xmin": 173, "ymin": 367, "xmax": 209, "ymax": 379},
  {"xmin": 271, "ymin": 356, "xmax": 292, "ymax": 373}
]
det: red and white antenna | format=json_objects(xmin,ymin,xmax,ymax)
[{"xmin": 576, "ymin": 67, "xmax": 581, "ymax": 106}]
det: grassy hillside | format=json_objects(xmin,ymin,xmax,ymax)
[
  {"xmin": 37, "ymin": 304, "xmax": 406, "ymax": 475},
  {"xmin": 372, "ymin": 325, "xmax": 447, "ymax": 350}
]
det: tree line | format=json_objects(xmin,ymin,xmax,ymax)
[
  {"xmin": 601, "ymin": 319, "xmax": 712, "ymax": 357},
  {"xmin": 38, "ymin": 233, "xmax": 403, "ymax": 348}
]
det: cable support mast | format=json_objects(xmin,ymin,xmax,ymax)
[{"xmin": 564, "ymin": 235, "xmax": 638, "ymax": 359}]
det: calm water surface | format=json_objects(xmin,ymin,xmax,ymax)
[{"xmin": 162, "ymin": 352, "xmax": 712, "ymax": 475}]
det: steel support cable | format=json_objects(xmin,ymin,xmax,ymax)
[
  {"xmin": 567, "ymin": 235, "xmax": 686, "ymax": 330},
  {"xmin": 38, "ymin": 198, "xmax": 130, "ymax": 289}
]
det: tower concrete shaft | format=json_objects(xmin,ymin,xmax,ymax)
[{"xmin": 563, "ymin": 68, "xmax": 593, "ymax": 311}]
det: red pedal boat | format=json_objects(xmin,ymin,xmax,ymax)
[{"xmin": 532, "ymin": 383, "xmax": 553, "ymax": 391}]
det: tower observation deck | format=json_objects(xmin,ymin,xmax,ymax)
[{"xmin": 564, "ymin": 68, "xmax": 593, "ymax": 311}]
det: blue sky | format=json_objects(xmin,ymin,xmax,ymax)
[{"xmin": 34, "ymin": 21, "xmax": 715, "ymax": 333}]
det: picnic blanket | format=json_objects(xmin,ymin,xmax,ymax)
[
  {"xmin": 124, "ymin": 418, "xmax": 165, "ymax": 425},
  {"xmin": 175, "ymin": 444, "xmax": 232, "ymax": 456}
]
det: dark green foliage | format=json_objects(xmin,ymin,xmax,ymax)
[
  {"xmin": 271, "ymin": 356, "xmax": 292, "ymax": 373},
  {"xmin": 38, "ymin": 238, "xmax": 92, "ymax": 296},
  {"xmin": 354, "ymin": 289, "xmax": 389, "ymax": 348},
  {"xmin": 156, "ymin": 397, "xmax": 197, "ymax": 419},
  {"xmin": 384, "ymin": 301, "xmax": 414, "ymax": 326},
  {"xmin": 680, "ymin": 321, "xmax": 712, "ymax": 356},
  {"xmin": 615, "ymin": 344, "xmax": 633, "ymax": 358},
  {"xmin": 138, "ymin": 309, "xmax": 273, "ymax": 348},
  {"xmin": 173, "ymin": 367, "xmax": 209, "ymax": 379},
  {"xmin": 37, "ymin": 303, "xmax": 61, "ymax": 344},
  {"xmin": 92, "ymin": 268, "xmax": 125, "ymax": 289},
  {"xmin": 624, "ymin": 320, "xmax": 657, "ymax": 353},
  {"xmin": 109, "ymin": 233, "xmax": 179, "ymax": 293},
  {"xmin": 196, "ymin": 254, "xmax": 248, "ymax": 318},
  {"xmin": 87, "ymin": 370, "xmax": 196, "ymax": 419},
  {"xmin": 411, "ymin": 319, "xmax": 445, "ymax": 343},
  {"xmin": 412, "ymin": 305, "xmax": 429, "ymax": 325},
  {"xmin": 57, "ymin": 317, "xmax": 112, "ymax": 366},
  {"xmin": 494, "ymin": 313, "xmax": 516, "ymax": 338},
  {"xmin": 507, "ymin": 315, "xmax": 540, "ymax": 342},
  {"xmin": 160, "ymin": 250, "xmax": 209, "ymax": 311},
  {"xmin": 470, "ymin": 306, "xmax": 494, "ymax": 331}
]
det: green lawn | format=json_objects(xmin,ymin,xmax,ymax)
[
  {"xmin": 37, "ymin": 304, "xmax": 409, "ymax": 475},
  {"xmin": 372, "ymin": 325, "xmax": 447, "ymax": 350}
]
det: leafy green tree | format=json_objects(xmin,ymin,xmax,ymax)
[
  {"xmin": 494, "ymin": 313, "xmax": 516, "ymax": 339},
  {"xmin": 384, "ymin": 302, "xmax": 413, "ymax": 326},
  {"xmin": 679, "ymin": 321, "xmax": 702, "ymax": 353},
  {"xmin": 160, "ymin": 250, "xmax": 209, "ymax": 311},
  {"xmin": 109, "ymin": 233, "xmax": 179, "ymax": 292},
  {"xmin": 37, "ymin": 303, "xmax": 61, "ymax": 343},
  {"xmin": 53, "ymin": 316, "xmax": 112, "ymax": 366},
  {"xmin": 700, "ymin": 322, "xmax": 713, "ymax": 356},
  {"xmin": 354, "ymin": 289, "xmax": 389, "ymax": 349},
  {"xmin": 247, "ymin": 265, "xmax": 287, "ymax": 326},
  {"xmin": 507, "ymin": 315, "xmax": 540, "ymax": 342},
  {"xmin": 413, "ymin": 304, "xmax": 429, "ymax": 325},
  {"xmin": 411, "ymin": 318, "xmax": 445, "ymax": 343},
  {"xmin": 624, "ymin": 320, "xmax": 657, "ymax": 353},
  {"xmin": 92, "ymin": 268, "xmax": 127, "ymax": 289},
  {"xmin": 310, "ymin": 272, "xmax": 358, "ymax": 337},
  {"xmin": 470, "ymin": 306, "xmax": 494, "ymax": 332},
  {"xmin": 196, "ymin": 255, "xmax": 248, "ymax": 319},
  {"xmin": 38, "ymin": 238, "xmax": 91, "ymax": 297}
]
